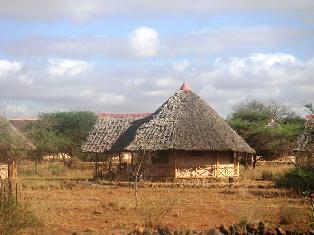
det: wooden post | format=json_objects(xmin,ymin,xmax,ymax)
[
  {"xmin": 216, "ymin": 152, "xmax": 219, "ymax": 178},
  {"xmin": 109, "ymin": 155, "xmax": 112, "ymax": 181},
  {"xmin": 15, "ymin": 183, "xmax": 18, "ymax": 207},
  {"xmin": 174, "ymin": 151, "xmax": 177, "ymax": 179},
  {"xmin": 8, "ymin": 161, "xmax": 12, "ymax": 195},
  {"xmin": 233, "ymin": 152, "xmax": 239, "ymax": 177},
  {"xmin": 95, "ymin": 153, "xmax": 99, "ymax": 177}
]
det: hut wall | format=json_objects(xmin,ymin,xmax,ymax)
[
  {"xmin": 175, "ymin": 151, "xmax": 237, "ymax": 178},
  {"xmin": 0, "ymin": 164, "xmax": 8, "ymax": 180},
  {"xmin": 143, "ymin": 150, "xmax": 239, "ymax": 179},
  {"xmin": 0, "ymin": 162, "xmax": 17, "ymax": 180}
]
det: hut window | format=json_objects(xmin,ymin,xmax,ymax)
[{"xmin": 152, "ymin": 151, "xmax": 169, "ymax": 164}]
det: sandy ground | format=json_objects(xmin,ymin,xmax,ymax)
[{"xmin": 18, "ymin": 179, "xmax": 309, "ymax": 234}]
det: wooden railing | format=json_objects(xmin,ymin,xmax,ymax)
[{"xmin": 176, "ymin": 164, "xmax": 237, "ymax": 178}]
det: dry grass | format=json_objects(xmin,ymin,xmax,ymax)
[
  {"xmin": 240, "ymin": 164, "xmax": 294, "ymax": 181},
  {"xmin": 14, "ymin": 162, "xmax": 310, "ymax": 234},
  {"xmin": 18, "ymin": 160, "xmax": 94, "ymax": 180}
]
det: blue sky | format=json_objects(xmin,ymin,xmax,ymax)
[{"xmin": 0, "ymin": 0, "xmax": 313, "ymax": 118}]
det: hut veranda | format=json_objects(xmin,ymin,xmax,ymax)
[{"xmin": 82, "ymin": 82, "xmax": 255, "ymax": 180}]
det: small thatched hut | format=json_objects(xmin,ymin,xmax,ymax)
[
  {"xmin": 82, "ymin": 82, "xmax": 255, "ymax": 179},
  {"xmin": 294, "ymin": 115, "xmax": 314, "ymax": 168},
  {"xmin": 0, "ymin": 115, "xmax": 35, "ymax": 180}
]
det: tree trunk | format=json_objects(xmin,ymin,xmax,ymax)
[
  {"xmin": 252, "ymin": 155, "xmax": 257, "ymax": 169},
  {"xmin": 7, "ymin": 161, "xmax": 13, "ymax": 195},
  {"xmin": 34, "ymin": 160, "xmax": 38, "ymax": 175},
  {"xmin": 95, "ymin": 153, "xmax": 99, "ymax": 177}
]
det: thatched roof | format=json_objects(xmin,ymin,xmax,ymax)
[
  {"xmin": 81, "ymin": 114, "xmax": 150, "ymax": 153},
  {"xmin": 82, "ymin": 83, "xmax": 255, "ymax": 154},
  {"xmin": 0, "ymin": 115, "xmax": 35, "ymax": 151},
  {"xmin": 126, "ymin": 88, "xmax": 254, "ymax": 153}
]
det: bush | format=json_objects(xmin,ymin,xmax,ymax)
[
  {"xmin": 275, "ymin": 168, "xmax": 314, "ymax": 192},
  {"xmin": 0, "ymin": 197, "xmax": 41, "ymax": 234},
  {"xmin": 279, "ymin": 204, "xmax": 295, "ymax": 225},
  {"xmin": 48, "ymin": 164, "xmax": 66, "ymax": 176},
  {"xmin": 261, "ymin": 170, "xmax": 274, "ymax": 180},
  {"xmin": 137, "ymin": 198, "xmax": 176, "ymax": 227}
]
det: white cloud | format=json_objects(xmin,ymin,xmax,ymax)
[
  {"xmin": 47, "ymin": 59, "xmax": 90, "ymax": 77},
  {"xmin": 2, "ymin": 26, "xmax": 311, "ymax": 60},
  {"xmin": 199, "ymin": 53, "xmax": 314, "ymax": 115},
  {"xmin": 4, "ymin": 104, "xmax": 32, "ymax": 118},
  {"xmin": 0, "ymin": 53, "xmax": 313, "ymax": 118},
  {"xmin": 0, "ymin": 1, "xmax": 314, "ymax": 22},
  {"xmin": 98, "ymin": 93, "xmax": 126, "ymax": 105},
  {"xmin": 129, "ymin": 27, "xmax": 160, "ymax": 58},
  {"xmin": 173, "ymin": 59, "xmax": 191, "ymax": 72},
  {"xmin": 0, "ymin": 60, "xmax": 23, "ymax": 78},
  {"xmin": 0, "ymin": 0, "xmax": 106, "ymax": 21}
]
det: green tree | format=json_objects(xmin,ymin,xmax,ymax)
[
  {"xmin": 38, "ymin": 111, "xmax": 97, "ymax": 157},
  {"xmin": 228, "ymin": 101, "xmax": 305, "ymax": 167},
  {"xmin": 24, "ymin": 111, "xmax": 97, "ymax": 170}
]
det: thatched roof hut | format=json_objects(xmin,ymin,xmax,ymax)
[
  {"xmin": 82, "ymin": 82, "xmax": 255, "ymax": 179},
  {"xmin": 0, "ymin": 115, "xmax": 35, "ymax": 153},
  {"xmin": 0, "ymin": 115, "xmax": 35, "ymax": 180},
  {"xmin": 82, "ymin": 84, "xmax": 254, "ymax": 154},
  {"xmin": 126, "ymin": 85, "xmax": 254, "ymax": 153}
]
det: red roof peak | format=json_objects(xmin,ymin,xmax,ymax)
[
  {"xmin": 180, "ymin": 81, "xmax": 190, "ymax": 91},
  {"xmin": 305, "ymin": 114, "xmax": 314, "ymax": 120}
]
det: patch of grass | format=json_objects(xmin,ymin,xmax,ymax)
[
  {"xmin": 137, "ymin": 197, "xmax": 177, "ymax": 227},
  {"xmin": 275, "ymin": 168, "xmax": 314, "ymax": 192},
  {"xmin": 18, "ymin": 160, "xmax": 94, "ymax": 179},
  {"xmin": 238, "ymin": 217, "xmax": 249, "ymax": 230},
  {"xmin": 261, "ymin": 170, "xmax": 274, "ymax": 180},
  {"xmin": 240, "ymin": 164, "xmax": 292, "ymax": 181},
  {"xmin": 279, "ymin": 203, "xmax": 297, "ymax": 225},
  {"xmin": 0, "ymin": 197, "xmax": 41, "ymax": 235}
]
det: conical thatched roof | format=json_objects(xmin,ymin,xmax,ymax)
[
  {"xmin": 126, "ymin": 87, "xmax": 255, "ymax": 153},
  {"xmin": 0, "ymin": 115, "xmax": 35, "ymax": 152},
  {"xmin": 82, "ymin": 83, "xmax": 255, "ymax": 154}
]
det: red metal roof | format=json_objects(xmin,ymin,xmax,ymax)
[
  {"xmin": 305, "ymin": 114, "xmax": 314, "ymax": 120},
  {"xmin": 97, "ymin": 112, "xmax": 151, "ymax": 119}
]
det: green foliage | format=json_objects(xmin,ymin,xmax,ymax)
[
  {"xmin": 228, "ymin": 100, "xmax": 305, "ymax": 156},
  {"xmin": 0, "ymin": 197, "xmax": 40, "ymax": 235},
  {"xmin": 24, "ymin": 111, "xmax": 97, "ymax": 161},
  {"xmin": 275, "ymin": 168, "xmax": 314, "ymax": 192}
]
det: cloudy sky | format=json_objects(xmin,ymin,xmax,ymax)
[{"xmin": 0, "ymin": 0, "xmax": 313, "ymax": 118}]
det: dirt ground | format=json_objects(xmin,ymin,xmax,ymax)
[{"xmin": 16, "ymin": 162, "xmax": 310, "ymax": 234}]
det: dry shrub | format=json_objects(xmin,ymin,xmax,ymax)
[
  {"xmin": 261, "ymin": 170, "xmax": 274, "ymax": 180},
  {"xmin": 137, "ymin": 197, "xmax": 177, "ymax": 227},
  {"xmin": 0, "ymin": 197, "xmax": 41, "ymax": 235},
  {"xmin": 240, "ymin": 164, "xmax": 293, "ymax": 181},
  {"xmin": 279, "ymin": 203, "xmax": 296, "ymax": 225}
]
